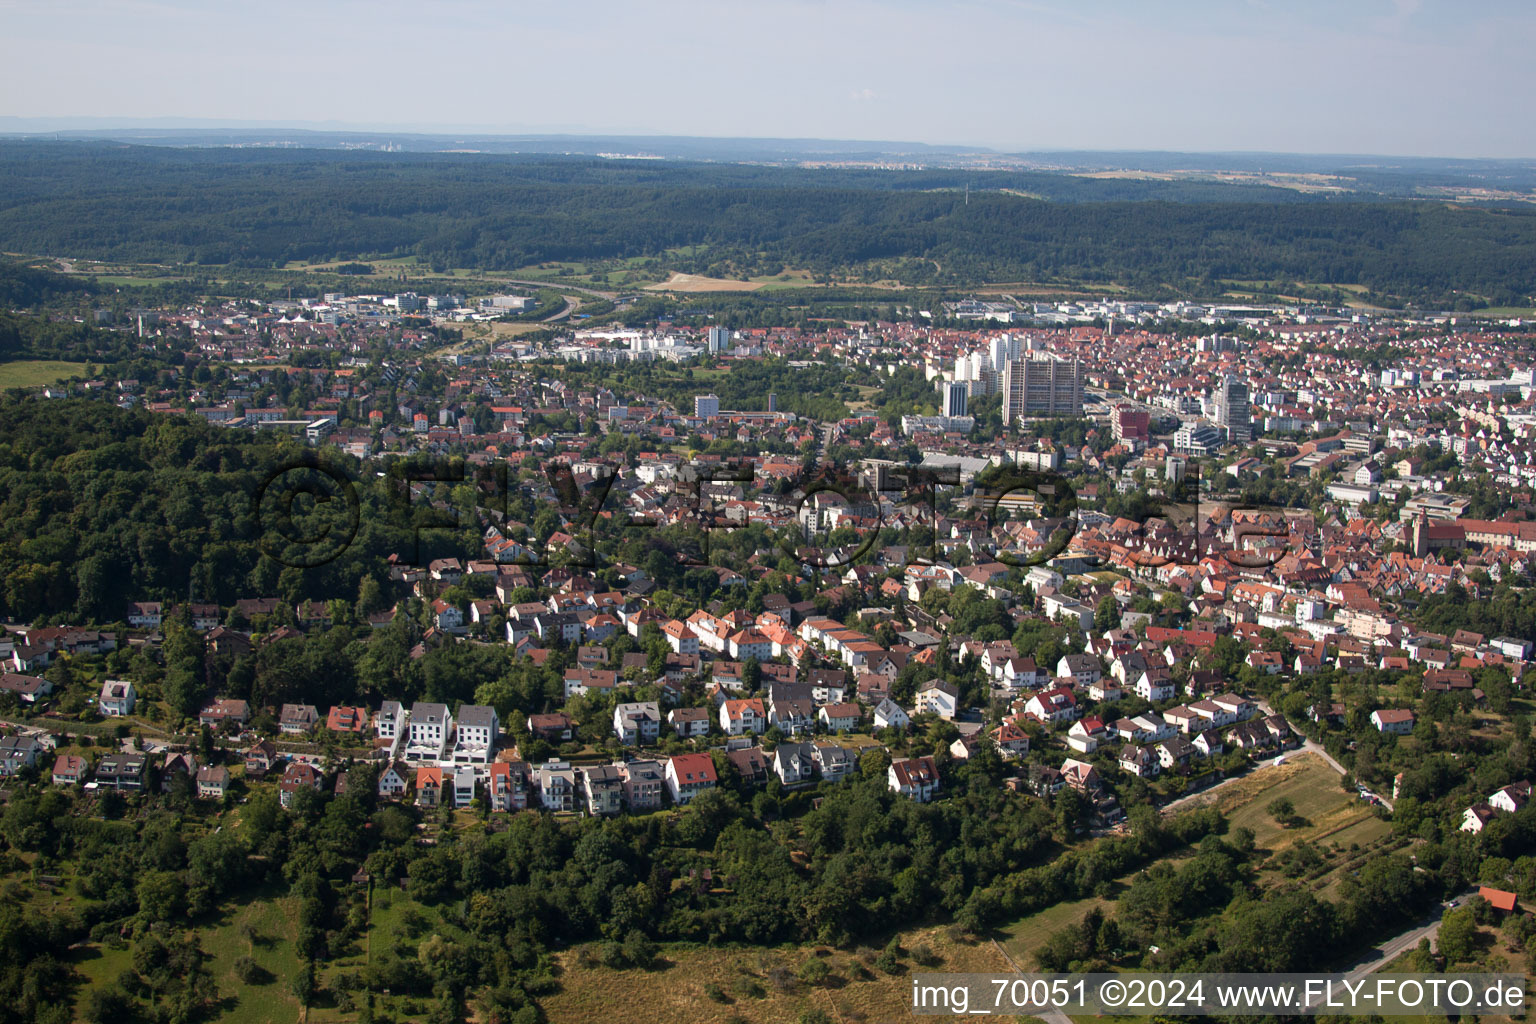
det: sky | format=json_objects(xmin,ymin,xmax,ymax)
[{"xmin": 1, "ymin": 0, "xmax": 1533, "ymax": 158}]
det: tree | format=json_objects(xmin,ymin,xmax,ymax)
[
  {"xmin": 1094, "ymin": 594, "xmax": 1119, "ymax": 633},
  {"xmin": 1438, "ymin": 906, "xmax": 1478, "ymax": 964}
]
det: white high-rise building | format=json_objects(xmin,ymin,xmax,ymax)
[
  {"xmin": 707, "ymin": 326, "xmax": 731, "ymax": 353},
  {"xmin": 989, "ymin": 334, "xmax": 1021, "ymax": 372},
  {"xmin": 694, "ymin": 394, "xmax": 719, "ymax": 419},
  {"xmin": 943, "ymin": 381, "xmax": 969, "ymax": 419}
]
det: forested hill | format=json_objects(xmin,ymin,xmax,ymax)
[
  {"xmin": 0, "ymin": 399, "xmax": 479, "ymax": 624},
  {"xmin": 3, "ymin": 141, "xmax": 1536, "ymax": 305}
]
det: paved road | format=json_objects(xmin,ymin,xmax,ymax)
[
  {"xmin": 1300, "ymin": 889, "xmax": 1475, "ymax": 1011},
  {"xmin": 496, "ymin": 276, "xmax": 617, "ymax": 301},
  {"xmin": 991, "ymin": 939, "xmax": 1074, "ymax": 1024},
  {"xmin": 541, "ymin": 295, "xmax": 578, "ymax": 323}
]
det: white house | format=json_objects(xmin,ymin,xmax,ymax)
[
  {"xmin": 405, "ymin": 702, "xmax": 454, "ymax": 761},
  {"xmin": 888, "ymin": 755, "xmax": 941, "ymax": 802},
  {"xmin": 1024, "ymin": 686, "xmax": 1079, "ymax": 725},
  {"xmin": 664, "ymin": 753, "xmax": 717, "ymax": 805},
  {"xmin": 614, "ymin": 701, "xmax": 663, "ymax": 746},
  {"xmin": 1056, "ymin": 654, "xmax": 1102, "ymax": 688},
  {"xmin": 431, "ymin": 599, "xmax": 467, "ymax": 634},
  {"xmin": 1370, "ymin": 708, "xmax": 1415, "ymax": 735},
  {"xmin": 773, "ymin": 741, "xmax": 817, "ymax": 786},
  {"xmin": 1135, "ymin": 668, "xmax": 1177, "ymax": 702},
  {"xmin": 720, "ymin": 698, "xmax": 767, "ymax": 736},
  {"xmin": 1067, "ymin": 718, "xmax": 1103, "ymax": 754},
  {"xmin": 915, "ymin": 679, "xmax": 960, "ymax": 719},
  {"xmin": 873, "ymin": 698, "xmax": 910, "ymax": 732},
  {"xmin": 1118, "ymin": 744, "xmax": 1160, "ymax": 778},
  {"xmin": 376, "ymin": 701, "xmax": 407, "ymax": 741},
  {"xmin": 452, "ymin": 705, "xmax": 499, "ymax": 763},
  {"xmin": 99, "ymin": 679, "xmax": 136, "ymax": 717},
  {"xmin": 378, "ymin": 761, "xmax": 411, "ymax": 800}
]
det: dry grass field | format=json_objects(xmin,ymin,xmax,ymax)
[
  {"xmin": 644, "ymin": 272, "xmax": 767, "ymax": 293},
  {"xmin": 541, "ymin": 924, "xmax": 1015, "ymax": 1024}
]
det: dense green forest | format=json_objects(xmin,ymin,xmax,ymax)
[
  {"xmin": 0, "ymin": 400, "xmax": 481, "ymax": 623},
  {"xmin": 2, "ymin": 143, "xmax": 1535, "ymax": 306}
]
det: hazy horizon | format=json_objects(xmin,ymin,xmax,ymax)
[{"xmin": 3, "ymin": 0, "xmax": 1534, "ymax": 160}]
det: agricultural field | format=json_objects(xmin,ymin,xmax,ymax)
[{"xmin": 0, "ymin": 359, "xmax": 88, "ymax": 388}]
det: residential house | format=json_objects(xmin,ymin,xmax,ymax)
[
  {"xmin": 818, "ymin": 702, "xmax": 862, "ymax": 733},
  {"xmin": 1057, "ymin": 654, "xmax": 1103, "ymax": 688},
  {"xmin": 888, "ymin": 755, "xmax": 941, "ymax": 802},
  {"xmin": 1067, "ymin": 717, "xmax": 1105, "ymax": 754},
  {"xmin": 1210, "ymin": 693, "xmax": 1258, "ymax": 721},
  {"xmin": 378, "ymin": 761, "xmax": 411, "ymax": 801},
  {"xmin": 431, "ymin": 599, "xmax": 466, "ymax": 634},
  {"xmin": 915, "ymin": 679, "xmax": 960, "ymax": 719},
  {"xmin": 1024, "ymin": 686, "xmax": 1079, "ymax": 725},
  {"xmin": 94, "ymin": 752, "xmax": 147, "ymax": 790},
  {"xmin": 666, "ymin": 752, "xmax": 718, "ymax": 804},
  {"xmin": 161, "ymin": 751, "xmax": 197, "ymax": 792},
  {"xmin": 326, "ymin": 706, "xmax": 370, "ymax": 734},
  {"xmin": 199, "ymin": 698, "xmax": 250, "ymax": 730},
  {"xmin": 196, "ymin": 765, "xmax": 230, "ymax": 800},
  {"xmin": 812, "ymin": 743, "xmax": 857, "ymax": 782},
  {"xmin": 126, "ymin": 601, "xmax": 163, "ymax": 628},
  {"xmin": 719, "ymin": 698, "xmax": 767, "ymax": 736},
  {"xmin": 614, "ymin": 701, "xmax": 663, "ymax": 746},
  {"xmin": 0, "ymin": 672, "xmax": 51, "ymax": 704},
  {"xmin": 1370, "ymin": 709, "xmax": 1416, "ymax": 735},
  {"xmin": 667, "ymin": 706, "xmax": 711, "ymax": 739},
  {"xmin": 449, "ymin": 767, "xmax": 478, "ymax": 808},
  {"xmin": 487, "ymin": 761, "xmax": 529, "ymax": 812},
  {"xmin": 769, "ymin": 699, "xmax": 816, "ymax": 736},
  {"xmin": 873, "ymin": 698, "xmax": 910, "ymax": 732},
  {"xmin": 51, "ymin": 754, "xmax": 87, "ymax": 786},
  {"xmin": 406, "ymin": 702, "xmax": 454, "ymax": 761},
  {"xmin": 1134, "ymin": 667, "xmax": 1177, "ymax": 702},
  {"xmin": 375, "ymin": 701, "xmax": 407, "ymax": 741},
  {"xmin": 1060, "ymin": 758, "xmax": 1104, "ymax": 793},
  {"xmin": 279, "ymin": 761, "xmax": 323, "ymax": 808},
  {"xmin": 618, "ymin": 759, "xmax": 666, "ymax": 810},
  {"xmin": 1056, "ymin": 758, "xmax": 1105, "ymax": 798},
  {"xmin": 279, "ymin": 704, "xmax": 320, "ymax": 735},
  {"xmin": 536, "ymin": 759, "xmax": 577, "ymax": 811},
  {"xmin": 1491, "ymin": 781, "xmax": 1533, "ymax": 814},
  {"xmin": 990, "ymin": 720, "xmax": 1031, "ymax": 758},
  {"xmin": 98, "ymin": 679, "xmax": 136, "ymax": 717},
  {"xmin": 528, "ymin": 712, "xmax": 575, "ymax": 742},
  {"xmin": 1029, "ymin": 764, "xmax": 1067, "ymax": 797},
  {"xmin": 1089, "ymin": 677, "xmax": 1124, "ymax": 702},
  {"xmin": 725, "ymin": 745, "xmax": 771, "ymax": 786},
  {"xmin": 1479, "ymin": 887, "xmax": 1519, "ymax": 915},
  {"xmin": 773, "ymin": 742, "xmax": 818, "ymax": 786},
  {"xmin": 415, "ymin": 765, "xmax": 443, "ymax": 808},
  {"xmin": 583, "ymin": 764, "xmax": 624, "ymax": 815},
  {"xmin": 243, "ymin": 739, "xmax": 278, "ymax": 778},
  {"xmin": 1191, "ymin": 730, "xmax": 1224, "ymax": 758},
  {"xmin": 563, "ymin": 668, "xmax": 619, "ymax": 699},
  {"xmin": 453, "ymin": 705, "xmax": 499, "ymax": 763},
  {"xmin": 1118, "ymin": 745, "xmax": 1161, "ymax": 778},
  {"xmin": 1157, "ymin": 736, "xmax": 1197, "ymax": 769}
]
